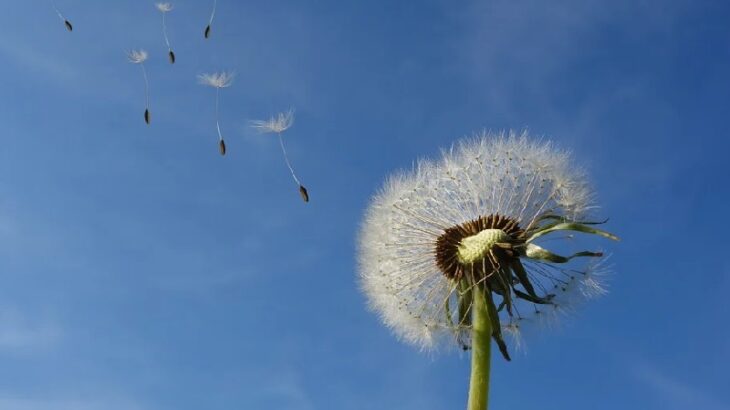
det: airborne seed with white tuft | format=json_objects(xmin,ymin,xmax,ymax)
[
  {"xmin": 157, "ymin": 3, "xmax": 176, "ymax": 64},
  {"xmin": 204, "ymin": 25, "xmax": 211, "ymax": 39},
  {"xmin": 249, "ymin": 110, "xmax": 311, "ymax": 205},
  {"xmin": 198, "ymin": 71, "xmax": 234, "ymax": 156},
  {"xmin": 64, "ymin": 20, "xmax": 73, "ymax": 31},
  {"xmin": 127, "ymin": 49, "xmax": 151, "ymax": 126}
]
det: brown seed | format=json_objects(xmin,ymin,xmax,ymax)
[
  {"xmin": 64, "ymin": 20, "xmax": 73, "ymax": 32},
  {"xmin": 168, "ymin": 50, "xmax": 175, "ymax": 64},
  {"xmin": 144, "ymin": 109, "xmax": 150, "ymax": 125},
  {"xmin": 219, "ymin": 139, "xmax": 226, "ymax": 156},
  {"xmin": 299, "ymin": 185, "xmax": 309, "ymax": 203},
  {"xmin": 204, "ymin": 25, "xmax": 211, "ymax": 39}
]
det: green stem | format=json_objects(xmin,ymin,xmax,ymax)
[{"xmin": 467, "ymin": 285, "xmax": 492, "ymax": 410}]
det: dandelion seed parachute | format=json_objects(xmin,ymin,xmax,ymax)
[
  {"xmin": 358, "ymin": 131, "xmax": 617, "ymax": 356},
  {"xmin": 250, "ymin": 110, "xmax": 311, "ymax": 203},
  {"xmin": 156, "ymin": 3, "xmax": 176, "ymax": 64},
  {"xmin": 198, "ymin": 72, "xmax": 234, "ymax": 155},
  {"xmin": 127, "ymin": 50, "xmax": 151, "ymax": 125}
]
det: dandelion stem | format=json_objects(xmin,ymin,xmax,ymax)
[
  {"xmin": 278, "ymin": 132, "xmax": 301, "ymax": 186},
  {"xmin": 467, "ymin": 285, "xmax": 492, "ymax": 410}
]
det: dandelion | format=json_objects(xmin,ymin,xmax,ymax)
[
  {"xmin": 127, "ymin": 49, "xmax": 151, "ymax": 125},
  {"xmin": 155, "ymin": 3, "xmax": 176, "ymax": 64},
  {"xmin": 204, "ymin": 0, "xmax": 217, "ymax": 39},
  {"xmin": 198, "ymin": 71, "xmax": 234, "ymax": 155},
  {"xmin": 51, "ymin": 2, "xmax": 73, "ymax": 32},
  {"xmin": 250, "ymin": 110, "xmax": 310, "ymax": 203},
  {"xmin": 358, "ymin": 131, "xmax": 618, "ymax": 410}
]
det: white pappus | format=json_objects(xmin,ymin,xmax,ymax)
[{"xmin": 358, "ymin": 131, "xmax": 618, "ymax": 357}]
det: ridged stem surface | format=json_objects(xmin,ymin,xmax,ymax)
[{"xmin": 467, "ymin": 286, "xmax": 492, "ymax": 410}]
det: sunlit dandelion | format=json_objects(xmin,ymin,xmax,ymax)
[
  {"xmin": 358, "ymin": 131, "xmax": 618, "ymax": 410},
  {"xmin": 198, "ymin": 71, "xmax": 234, "ymax": 155},
  {"xmin": 127, "ymin": 49, "xmax": 151, "ymax": 125},
  {"xmin": 51, "ymin": 2, "xmax": 73, "ymax": 32},
  {"xmin": 250, "ymin": 110, "xmax": 310, "ymax": 203},
  {"xmin": 155, "ymin": 3, "xmax": 176, "ymax": 64},
  {"xmin": 204, "ymin": 0, "xmax": 217, "ymax": 39}
]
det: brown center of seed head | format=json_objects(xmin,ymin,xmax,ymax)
[{"xmin": 434, "ymin": 214, "xmax": 524, "ymax": 282}]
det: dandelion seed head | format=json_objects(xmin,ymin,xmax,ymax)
[
  {"xmin": 156, "ymin": 2, "xmax": 173, "ymax": 12},
  {"xmin": 198, "ymin": 71, "xmax": 235, "ymax": 88},
  {"xmin": 358, "ymin": 130, "xmax": 615, "ymax": 354},
  {"xmin": 127, "ymin": 49, "xmax": 148, "ymax": 64},
  {"xmin": 250, "ymin": 110, "xmax": 295, "ymax": 134}
]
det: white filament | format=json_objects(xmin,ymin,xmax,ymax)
[
  {"xmin": 140, "ymin": 63, "xmax": 149, "ymax": 110},
  {"xmin": 208, "ymin": 0, "xmax": 218, "ymax": 25},
  {"xmin": 162, "ymin": 12, "xmax": 172, "ymax": 51}
]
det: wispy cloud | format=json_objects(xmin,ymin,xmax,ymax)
[
  {"xmin": 0, "ymin": 309, "xmax": 62, "ymax": 352},
  {"xmin": 631, "ymin": 361, "xmax": 729, "ymax": 410},
  {"xmin": 259, "ymin": 368, "xmax": 315, "ymax": 410},
  {"xmin": 0, "ymin": 397, "xmax": 147, "ymax": 410},
  {"xmin": 0, "ymin": 35, "xmax": 79, "ymax": 86},
  {"xmin": 455, "ymin": 0, "xmax": 691, "ymax": 122}
]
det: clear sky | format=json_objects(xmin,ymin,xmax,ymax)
[{"xmin": 0, "ymin": 0, "xmax": 728, "ymax": 409}]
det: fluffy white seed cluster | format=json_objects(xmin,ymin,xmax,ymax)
[
  {"xmin": 198, "ymin": 71, "xmax": 235, "ymax": 89},
  {"xmin": 127, "ymin": 49, "xmax": 148, "ymax": 64},
  {"xmin": 156, "ymin": 2, "xmax": 174, "ymax": 13},
  {"xmin": 250, "ymin": 110, "xmax": 295, "ymax": 134},
  {"xmin": 358, "ymin": 130, "xmax": 608, "ymax": 351}
]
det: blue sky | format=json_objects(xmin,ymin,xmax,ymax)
[{"xmin": 0, "ymin": 0, "xmax": 729, "ymax": 409}]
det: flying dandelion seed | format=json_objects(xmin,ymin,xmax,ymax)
[
  {"xmin": 358, "ymin": 131, "xmax": 618, "ymax": 410},
  {"xmin": 52, "ymin": 2, "xmax": 73, "ymax": 31},
  {"xmin": 198, "ymin": 71, "xmax": 234, "ymax": 155},
  {"xmin": 155, "ymin": 3, "xmax": 176, "ymax": 64},
  {"xmin": 204, "ymin": 0, "xmax": 217, "ymax": 39},
  {"xmin": 250, "ymin": 110, "xmax": 310, "ymax": 203},
  {"xmin": 127, "ymin": 49, "xmax": 151, "ymax": 125}
]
